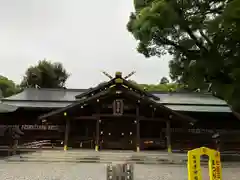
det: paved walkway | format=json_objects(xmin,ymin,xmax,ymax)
[
  {"xmin": 5, "ymin": 149, "xmax": 240, "ymax": 165},
  {"xmin": 0, "ymin": 161, "xmax": 239, "ymax": 180},
  {"xmin": 5, "ymin": 150, "xmax": 187, "ymax": 164}
]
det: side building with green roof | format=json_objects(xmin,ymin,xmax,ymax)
[{"xmin": 0, "ymin": 73, "xmax": 238, "ymax": 152}]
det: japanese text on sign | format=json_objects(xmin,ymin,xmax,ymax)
[{"xmin": 187, "ymin": 147, "xmax": 222, "ymax": 180}]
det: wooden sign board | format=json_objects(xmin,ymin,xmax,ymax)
[{"xmin": 113, "ymin": 99, "xmax": 124, "ymax": 115}]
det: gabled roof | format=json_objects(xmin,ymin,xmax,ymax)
[
  {"xmin": 0, "ymin": 73, "xmax": 231, "ymax": 113},
  {"xmin": 39, "ymin": 88, "xmax": 114, "ymax": 119},
  {"xmin": 75, "ymin": 74, "xmax": 160, "ymax": 101},
  {"xmin": 39, "ymin": 85, "xmax": 196, "ymax": 123}
]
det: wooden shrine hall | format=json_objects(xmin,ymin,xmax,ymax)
[
  {"xmin": 0, "ymin": 72, "xmax": 239, "ymax": 152},
  {"xmin": 39, "ymin": 72, "xmax": 196, "ymax": 152}
]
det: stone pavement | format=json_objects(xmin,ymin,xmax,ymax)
[
  {"xmin": 5, "ymin": 149, "xmax": 240, "ymax": 165},
  {"xmin": 4, "ymin": 150, "xmax": 188, "ymax": 164},
  {"xmin": 0, "ymin": 161, "xmax": 239, "ymax": 180}
]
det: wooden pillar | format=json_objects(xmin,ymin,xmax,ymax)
[
  {"xmin": 64, "ymin": 112, "xmax": 70, "ymax": 151},
  {"xmin": 136, "ymin": 105, "xmax": 140, "ymax": 152},
  {"xmin": 95, "ymin": 118, "xmax": 100, "ymax": 151},
  {"xmin": 95, "ymin": 101, "xmax": 100, "ymax": 152},
  {"xmin": 166, "ymin": 120, "xmax": 172, "ymax": 153}
]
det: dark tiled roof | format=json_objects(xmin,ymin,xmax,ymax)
[
  {"xmin": 0, "ymin": 88, "xmax": 231, "ymax": 112},
  {"xmin": 154, "ymin": 92, "xmax": 227, "ymax": 106},
  {"xmin": 165, "ymin": 105, "xmax": 231, "ymax": 112},
  {"xmin": 1, "ymin": 101, "xmax": 71, "ymax": 108},
  {"xmin": 155, "ymin": 92, "xmax": 231, "ymax": 112},
  {"xmin": 3, "ymin": 88, "xmax": 86, "ymax": 102}
]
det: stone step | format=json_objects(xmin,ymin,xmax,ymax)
[
  {"xmin": 5, "ymin": 156, "xmax": 184, "ymax": 165},
  {"xmin": 24, "ymin": 151, "xmax": 179, "ymax": 157},
  {"xmin": 15, "ymin": 150, "xmax": 240, "ymax": 162},
  {"xmin": 5, "ymin": 152, "xmax": 187, "ymax": 166},
  {"xmin": 11, "ymin": 155, "xmax": 176, "ymax": 162},
  {"xmin": 16, "ymin": 153, "xmax": 184, "ymax": 163}
]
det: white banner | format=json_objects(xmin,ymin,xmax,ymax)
[
  {"xmin": 162, "ymin": 128, "xmax": 240, "ymax": 134},
  {"xmin": 0, "ymin": 125, "xmax": 64, "ymax": 131}
]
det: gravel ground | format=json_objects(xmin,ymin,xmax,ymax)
[
  {"xmin": 135, "ymin": 164, "xmax": 239, "ymax": 180},
  {"xmin": 0, "ymin": 161, "xmax": 239, "ymax": 180}
]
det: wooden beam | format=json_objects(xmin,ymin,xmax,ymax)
[
  {"xmin": 92, "ymin": 113, "xmax": 137, "ymax": 118},
  {"xmin": 92, "ymin": 114, "xmax": 167, "ymax": 122},
  {"xmin": 139, "ymin": 117, "xmax": 167, "ymax": 122},
  {"xmin": 151, "ymin": 108, "xmax": 155, "ymax": 118},
  {"xmin": 91, "ymin": 113, "xmax": 167, "ymax": 121},
  {"xmin": 73, "ymin": 116, "xmax": 97, "ymax": 120}
]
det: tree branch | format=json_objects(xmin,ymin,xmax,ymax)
[
  {"xmin": 175, "ymin": 1, "xmax": 209, "ymax": 53},
  {"xmin": 152, "ymin": 34, "xmax": 200, "ymax": 58},
  {"xmin": 199, "ymin": 30, "xmax": 213, "ymax": 46}
]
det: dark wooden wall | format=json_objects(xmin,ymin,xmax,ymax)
[{"xmin": 0, "ymin": 107, "xmax": 240, "ymax": 151}]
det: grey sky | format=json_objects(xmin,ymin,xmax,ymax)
[{"xmin": 0, "ymin": 0, "xmax": 171, "ymax": 88}]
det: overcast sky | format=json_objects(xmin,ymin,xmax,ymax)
[{"xmin": 0, "ymin": 0, "xmax": 171, "ymax": 88}]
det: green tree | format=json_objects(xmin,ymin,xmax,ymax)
[
  {"xmin": 128, "ymin": 79, "xmax": 182, "ymax": 92},
  {"xmin": 127, "ymin": 0, "xmax": 240, "ymax": 110},
  {"xmin": 160, "ymin": 77, "xmax": 169, "ymax": 84},
  {"xmin": 21, "ymin": 60, "xmax": 70, "ymax": 88},
  {"xmin": 0, "ymin": 76, "xmax": 20, "ymax": 97},
  {"xmin": 139, "ymin": 83, "xmax": 182, "ymax": 92}
]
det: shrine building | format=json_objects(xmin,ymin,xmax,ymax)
[{"xmin": 0, "ymin": 72, "xmax": 239, "ymax": 152}]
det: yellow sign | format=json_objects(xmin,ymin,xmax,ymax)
[{"xmin": 187, "ymin": 147, "xmax": 222, "ymax": 180}]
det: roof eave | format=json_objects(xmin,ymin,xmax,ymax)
[
  {"xmin": 75, "ymin": 79, "xmax": 115, "ymax": 99},
  {"xmin": 115, "ymin": 87, "xmax": 197, "ymax": 124},
  {"xmin": 39, "ymin": 88, "xmax": 114, "ymax": 120},
  {"xmin": 0, "ymin": 103, "xmax": 18, "ymax": 113},
  {"xmin": 39, "ymin": 86, "xmax": 196, "ymax": 124},
  {"xmin": 122, "ymin": 79, "xmax": 160, "ymax": 100}
]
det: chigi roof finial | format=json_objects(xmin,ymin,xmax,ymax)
[
  {"xmin": 101, "ymin": 71, "xmax": 113, "ymax": 80},
  {"xmin": 124, "ymin": 71, "xmax": 136, "ymax": 79},
  {"xmin": 101, "ymin": 70, "xmax": 136, "ymax": 80}
]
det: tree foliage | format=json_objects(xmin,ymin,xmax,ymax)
[
  {"xmin": 128, "ymin": 79, "xmax": 184, "ymax": 92},
  {"xmin": 97, "ymin": 79, "xmax": 182, "ymax": 92},
  {"xmin": 0, "ymin": 76, "xmax": 20, "ymax": 98},
  {"xmin": 21, "ymin": 60, "xmax": 70, "ymax": 88},
  {"xmin": 160, "ymin": 77, "xmax": 169, "ymax": 84},
  {"xmin": 127, "ymin": 0, "xmax": 240, "ymax": 110}
]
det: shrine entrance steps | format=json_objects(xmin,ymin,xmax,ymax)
[{"xmin": 5, "ymin": 149, "xmax": 187, "ymax": 164}]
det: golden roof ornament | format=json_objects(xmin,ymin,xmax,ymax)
[{"xmin": 115, "ymin": 71, "xmax": 122, "ymax": 78}]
